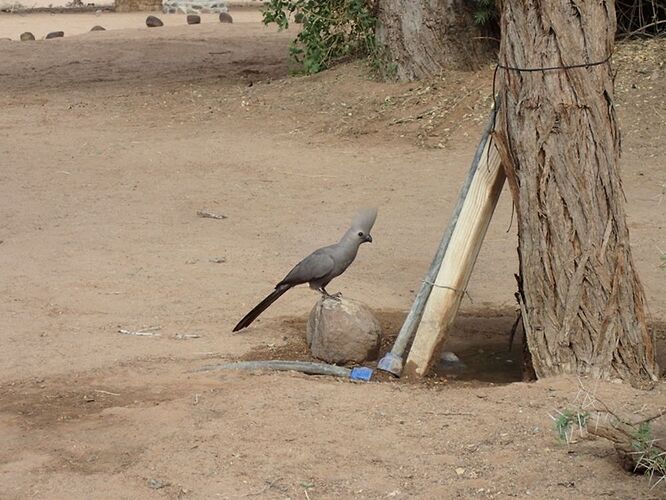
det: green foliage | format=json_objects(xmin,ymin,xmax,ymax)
[
  {"xmin": 469, "ymin": 0, "xmax": 498, "ymax": 27},
  {"xmin": 633, "ymin": 422, "xmax": 654, "ymax": 449},
  {"xmin": 553, "ymin": 409, "xmax": 589, "ymax": 442},
  {"xmin": 262, "ymin": 0, "xmax": 378, "ymax": 75},
  {"xmin": 632, "ymin": 422, "xmax": 666, "ymax": 487}
]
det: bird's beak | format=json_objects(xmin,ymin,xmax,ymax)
[{"xmin": 364, "ymin": 234, "xmax": 373, "ymax": 243}]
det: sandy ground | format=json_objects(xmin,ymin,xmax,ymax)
[
  {"xmin": 0, "ymin": 9, "xmax": 261, "ymax": 39},
  {"xmin": 0, "ymin": 10, "xmax": 665, "ymax": 499}
]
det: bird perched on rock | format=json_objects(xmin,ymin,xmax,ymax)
[{"xmin": 233, "ymin": 208, "xmax": 377, "ymax": 332}]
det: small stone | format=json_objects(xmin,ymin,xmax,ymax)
[
  {"xmin": 455, "ymin": 467, "xmax": 465, "ymax": 476},
  {"xmin": 307, "ymin": 296, "xmax": 381, "ymax": 364},
  {"xmin": 219, "ymin": 12, "xmax": 233, "ymax": 23},
  {"xmin": 440, "ymin": 351, "xmax": 461, "ymax": 363},
  {"xmin": 90, "ymin": 25, "xmax": 106, "ymax": 31},
  {"xmin": 147, "ymin": 478, "xmax": 169, "ymax": 489},
  {"xmin": 187, "ymin": 14, "xmax": 201, "ymax": 25},
  {"xmin": 20, "ymin": 32, "xmax": 35, "ymax": 41},
  {"xmin": 146, "ymin": 15, "xmax": 164, "ymax": 28},
  {"xmin": 45, "ymin": 31, "xmax": 64, "ymax": 39},
  {"xmin": 438, "ymin": 351, "xmax": 466, "ymax": 372}
]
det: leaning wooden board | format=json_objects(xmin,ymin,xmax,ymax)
[{"xmin": 402, "ymin": 135, "xmax": 505, "ymax": 378}]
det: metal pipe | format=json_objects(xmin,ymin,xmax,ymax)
[{"xmin": 194, "ymin": 360, "xmax": 373, "ymax": 381}]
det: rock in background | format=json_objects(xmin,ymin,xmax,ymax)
[
  {"xmin": 146, "ymin": 15, "xmax": 164, "ymax": 27},
  {"xmin": 219, "ymin": 12, "xmax": 233, "ymax": 23},
  {"xmin": 307, "ymin": 297, "xmax": 381, "ymax": 364}
]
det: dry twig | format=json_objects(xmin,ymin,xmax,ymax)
[
  {"xmin": 94, "ymin": 389, "xmax": 120, "ymax": 396},
  {"xmin": 118, "ymin": 326, "xmax": 161, "ymax": 337},
  {"xmin": 197, "ymin": 209, "xmax": 227, "ymax": 220},
  {"xmin": 175, "ymin": 333, "xmax": 201, "ymax": 340}
]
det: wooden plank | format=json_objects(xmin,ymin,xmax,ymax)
[
  {"xmin": 402, "ymin": 139, "xmax": 505, "ymax": 378},
  {"xmin": 377, "ymin": 110, "xmax": 498, "ymax": 376}
]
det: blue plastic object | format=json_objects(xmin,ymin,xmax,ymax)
[{"xmin": 349, "ymin": 366, "xmax": 374, "ymax": 381}]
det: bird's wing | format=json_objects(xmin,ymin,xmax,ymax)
[{"xmin": 278, "ymin": 248, "xmax": 336, "ymax": 286}]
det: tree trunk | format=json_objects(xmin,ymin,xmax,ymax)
[
  {"xmin": 494, "ymin": 1, "xmax": 658, "ymax": 387},
  {"xmin": 376, "ymin": 0, "xmax": 490, "ymax": 80}
]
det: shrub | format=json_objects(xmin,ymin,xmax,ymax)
[{"xmin": 263, "ymin": 0, "xmax": 378, "ymax": 74}]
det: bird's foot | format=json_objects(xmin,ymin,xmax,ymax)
[{"xmin": 319, "ymin": 289, "xmax": 342, "ymax": 301}]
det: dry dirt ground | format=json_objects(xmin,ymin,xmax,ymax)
[{"xmin": 1, "ymin": 9, "xmax": 665, "ymax": 500}]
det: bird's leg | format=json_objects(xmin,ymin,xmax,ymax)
[{"xmin": 319, "ymin": 287, "xmax": 342, "ymax": 301}]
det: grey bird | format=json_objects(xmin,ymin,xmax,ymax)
[{"xmin": 232, "ymin": 208, "xmax": 378, "ymax": 332}]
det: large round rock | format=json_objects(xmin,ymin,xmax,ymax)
[{"xmin": 307, "ymin": 296, "xmax": 381, "ymax": 364}]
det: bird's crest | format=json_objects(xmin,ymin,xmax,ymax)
[{"xmin": 352, "ymin": 207, "xmax": 378, "ymax": 233}]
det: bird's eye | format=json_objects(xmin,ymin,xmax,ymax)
[{"xmin": 358, "ymin": 231, "xmax": 364, "ymax": 237}]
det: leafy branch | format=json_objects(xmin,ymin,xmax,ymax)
[{"xmin": 262, "ymin": 0, "xmax": 378, "ymax": 74}]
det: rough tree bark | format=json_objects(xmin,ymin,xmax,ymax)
[
  {"xmin": 494, "ymin": 1, "xmax": 658, "ymax": 387},
  {"xmin": 376, "ymin": 0, "xmax": 490, "ymax": 80}
]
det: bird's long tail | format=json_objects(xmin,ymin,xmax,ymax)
[{"xmin": 232, "ymin": 284, "xmax": 291, "ymax": 332}]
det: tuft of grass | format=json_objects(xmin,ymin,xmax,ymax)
[
  {"xmin": 632, "ymin": 422, "xmax": 666, "ymax": 489},
  {"xmin": 553, "ymin": 409, "xmax": 589, "ymax": 443}
]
